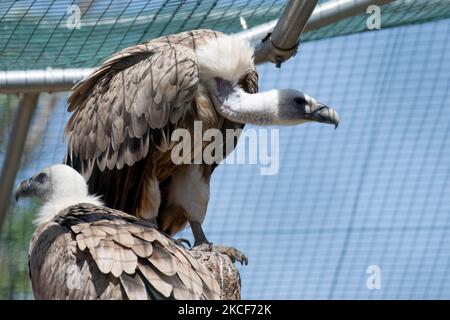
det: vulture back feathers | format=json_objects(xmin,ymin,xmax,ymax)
[{"xmin": 29, "ymin": 203, "xmax": 222, "ymax": 300}]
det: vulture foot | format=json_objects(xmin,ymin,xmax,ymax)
[
  {"xmin": 193, "ymin": 244, "xmax": 248, "ymax": 266},
  {"xmin": 213, "ymin": 246, "xmax": 248, "ymax": 266},
  {"xmin": 192, "ymin": 241, "xmax": 214, "ymax": 251}
]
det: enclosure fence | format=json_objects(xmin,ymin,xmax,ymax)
[{"xmin": 1, "ymin": 0, "xmax": 450, "ymax": 299}]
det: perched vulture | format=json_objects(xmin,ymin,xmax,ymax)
[
  {"xmin": 15, "ymin": 164, "xmax": 242, "ymax": 300},
  {"xmin": 64, "ymin": 29, "xmax": 339, "ymax": 252}
]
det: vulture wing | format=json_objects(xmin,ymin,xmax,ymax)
[
  {"xmin": 65, "ymin": 41, "xmax": 199, "ymax": 176},
  {"xmin": 64, "ymin": 30, "xmax": 224, "ymax": 215},
  {"xmin": 29, "ymin": 204, "xmax": 220, "ymax": 300}
]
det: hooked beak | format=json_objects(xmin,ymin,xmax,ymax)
[
  {"xmin": 305, "ymin": 102, "xmax": 340, "ymax": 129},
  {"xmin": 14, "ymin": 178, "xmax": 35, "ymax": 202}
]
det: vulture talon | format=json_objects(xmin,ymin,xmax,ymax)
[
  {"xmin": 212, "ymin": 245, "xmax": 248, "ymax": 266},
  {"xmin": 192, "ymin": 241, "xmax": 214, "ymax": 252},
  {"xmin": 193, "ymin": 244, "xmax": 248, "ymax": 266},
  {"xmin": 173, "ymin": 238, "xmax": 192, "ymax": 248}
]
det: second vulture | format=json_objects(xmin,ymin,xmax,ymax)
[
  {"xmin": 15, "ymin": 164, "xmax": 234, "ymax": 299},
  {"xmin": 64, "ymin": 29, "xmax": 339, "ymax": 251}
]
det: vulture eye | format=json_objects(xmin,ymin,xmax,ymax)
[
  {"xmin": 294, "ymin": 97, "xmax": 307, "ymax": 106},
  {"xmin": 35, "ymin": 173, "xmax": 47, "ymax": 184}
]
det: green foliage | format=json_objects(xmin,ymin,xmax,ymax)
[
  {"xmin": 0, "ymin": 94, "xmax": 38, "ymax": 299},
  {"xmin": 0, "ymin": 201, "xmax": 37, "ymax": 299},
  {"xmin": 0, "ymin": 93, "xmax": 58, "ymax": 300}
]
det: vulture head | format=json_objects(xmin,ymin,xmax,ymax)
[
  {"xmin": 197, "ymin": 35, "xmax": 339, "ymax": 128},
  {"xmin": 15, "ymin": 164, "xmax": 102, "ymax": 225}
]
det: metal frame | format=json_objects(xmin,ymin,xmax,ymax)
[
  {"xmin": 0, "ymin": 68, "xmax": 93, "ymax": 94},
  {"xmin": 0, "ymin": 0, "xmax": 396, "ymax": 228},
  {"xmin": 0, "ymin": 0, "xmax": 395, "ymax": 94},
  {"xmin": 0, "ymin": 93, "xmax": 39, "ymax": 228},
  {"xmin": 251, "ymin": 0, "xmax": 395, "ymax": 64},
  {"xmin": 253, "ymin": 0, "xmax": 319, "ymax": 66}
]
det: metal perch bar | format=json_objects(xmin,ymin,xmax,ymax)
[
  {"xmin": 0, "ymin": 93, "xmax": 39, "ymax": 229},
  {"xmin": 0, "ymin": 69, "xmax": 93, "ymax": 94}
]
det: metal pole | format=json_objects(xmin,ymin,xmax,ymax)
[
  {"xmin": 305, "ymin": 0, "xmax": 395, "ymax": 31},
  {"xmin": 239, "ymin": 0, "xmax": 395, "ymax": 43},
  {"xmin": 251, "ymin": 0, "xmax": 395, "ymax": 65},
  {"xmin": 254, "ymin": 0, "xmax": 318, "ymax": 66},
  {"xmin": 0, "ymin": 93, "xmax": 39, "ymax": 229},
  {"xmin": 0, "ymin": 68, "xmax": 93, "ymax": 94}
]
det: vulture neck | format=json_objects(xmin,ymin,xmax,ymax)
[
  {"xmin": 225, "ymin": 89, "xmax": 284, "ymax": 125},
  {"xmin": 211, "ymin": 80, "xmax": 297, "ymax": 126},
  {"xmin": 196, "ymin": 35, "xmax": 288, "ymax": 125},
  {"xmin": 35, "ymin": 187, "xmax": 102, "ymax": 227}
]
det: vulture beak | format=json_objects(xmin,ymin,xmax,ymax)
[
  {"xmin": 14, "ymin": 178, "xmax": 35, "ymax": 202},
  {"xmin": 305, "ymin": 102, "xmax": 340, "ymax": 129}
]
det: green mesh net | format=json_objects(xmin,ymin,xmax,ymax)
[
  {"xmin": 1, "ymin": 0, "xmax": 450, "ymax": 71},
  {"xmin": 303, "ymin": 0, "xmax": 450, "ymax": 42}
]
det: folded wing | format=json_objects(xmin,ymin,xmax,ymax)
[{"xmin": 29, "ymin": 204, "xmax": 220, "ymax": 300}]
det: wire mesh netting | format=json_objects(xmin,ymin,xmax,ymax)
[
  {"xmin": 1, "ymin": 0, "xmax": 450, "ymax": 299},
  {"xmin": 1, "ymin": 0, "xmax": 450, "ymax": 70},
  {"xmin": 230, "ymin": 18, "xmax": 450, "ymax": 298}
]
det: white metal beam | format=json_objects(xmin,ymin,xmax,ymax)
[{"xmin": 0, "ymin": 68, "xmax": 93, "ymax": 94}]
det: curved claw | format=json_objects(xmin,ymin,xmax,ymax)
[
  {"xmin": 174, "ymin": 237, "xmax": 192, "ymax": 248},
  {"xmin": 211, "ymin": 245, "xmax": 249, "ymax": 266}
]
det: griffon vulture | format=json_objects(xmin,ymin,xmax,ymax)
[
  {"xmin": 64, "ymin": 29, "xmax": 339, "ymax": 252},
  {"xmin": 15, "ymin": 164, "xmax": 225, "ymax": 300}
]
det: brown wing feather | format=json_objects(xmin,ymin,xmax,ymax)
[
  {"xmin": 28, "ymin": 204, "xmax": 220, "ymax": 300},
  {"xmin": 66, "ymin": 29, "xmax": 223, "ymax": 175},
  {"xmin": 64, "ymin": 30, "xmax": 224, "ymax": 218},
  {"xmin": 65, "ymin": 43, "xmax": 199, "ymax": 174}
]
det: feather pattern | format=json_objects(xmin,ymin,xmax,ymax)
[
  {"xmin": 66, "ymin": 42, "xmax": 198, "ymax": 173},
  {"xmin": 28, "ymin": 203, "xmax": 221, "ymax": 300},
  {"xmin": 65, "ymin": 30, "xmax": 222, "ymax": 181}
]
